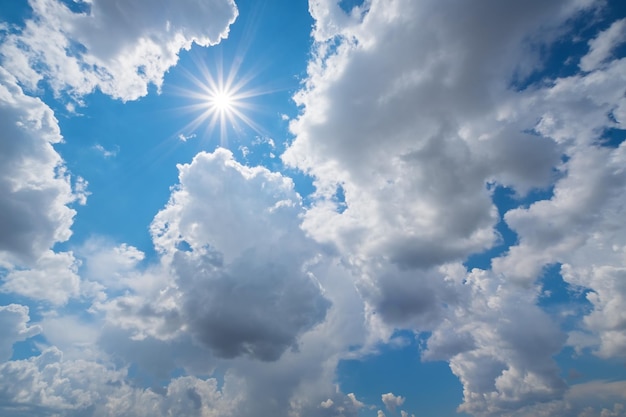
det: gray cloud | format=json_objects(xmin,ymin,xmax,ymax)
[
  {"xmin": 173, "ymin": 246, "xmax": 330, "ymax": 361},
  {"xmin": 0, "ymin": 67, "xmax": 80, "ymax": 266},
  {"xmin": 283, "ymin": 0, "xmax": 623, "ymax": 415},
  {"xmin": 152, "ymin": 149, "xmax": 330, "ymax": 361},
  {"xmin": 284, "ymin": 0, "xmax": 595, "ymax": 272}
]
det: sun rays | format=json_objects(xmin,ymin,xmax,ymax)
[{"xmin": 174, "ymin": 53, "xmax": 268, "ymax": 147}]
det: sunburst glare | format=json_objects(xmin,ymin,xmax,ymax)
[{"xmin": 174, "ymin": 54, "xmax": 269, "ymax": 147}]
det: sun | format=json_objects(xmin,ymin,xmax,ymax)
[
  {"xmin": 174, "ymin": 55, "xmax": 268, "ymax": 147},
  {"xmin": 210, "ymin": 90, "xmax": 234, "ymax": 113}
]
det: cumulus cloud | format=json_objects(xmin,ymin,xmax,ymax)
[
  {"xmin": 382, "ymin": 392, "xmax": 405, "ymax": 412},
  {"xmin": 79, "ymin": 238, "xmax": 145, "ymax": 291},
  {"xmin": 149, "ymin": 149, "xmax": 331, "ymax": 361},
  {"xmin": 60, "ymin": 147, "xmax": 368, "ymax": 417},
  {"xmin": 283, "ymin": 0, "xmax": 596, "ymax": 274},
  {"xmin": 2, "ymin": 250, "xmax": 81, "ymax": 305},
  {"xmin": 428, "ymin": 268, "xmax": 567, "ymax": 416},
  {"xmin": 0, "ymin": 0, "xmax": 238, "ymax": 101},
  {"xmin": 282, "ymin": 0, "xmax": 626, "ymax": 415},
  {"xmin": 492, "ymin": 54, "xmax": 626, "ymax": 358},
  {"xmin": 500, "ymin": 380, "xmax": 626, "ymax": 417},
  {"xmin": 0, "ymin": 67, "xmax": 80, "ymax": 267},
  {"xmin": 0, "ymin": 304, "xmax": 41, "ymax": 361},
  {"xmin": 0, "ymin": 346, "xmax": 242, "ymax": 417},
  {"xmin": 94, "ymin": 249, "xmax": 366, "ymax": 417}
]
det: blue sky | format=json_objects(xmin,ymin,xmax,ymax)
[{"xmin": 1, "ymin": 1, "xmax": 626, "ymax": 416}]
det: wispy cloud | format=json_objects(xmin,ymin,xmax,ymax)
[
  {"xmin": 177, "ymin": 132, "xmax": 197, "ymax": 142},
  {"xmin": 93, "ymin": 144, "xmax": 118, "ymax": 158}
]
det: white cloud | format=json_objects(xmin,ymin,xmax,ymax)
[
  {"xmin": 283, "ymin": 0, "xmax": 597, "ymax": 274},
  {"xmin": 283, "ymin": 0, "xmax": 624, "ymax": 415},
  {"xmin": 92, "ymin": 259, "xmax": 366, "ymax": 417},
  {"xmin": 491, "ymin": 58, "xmax": 626, "ymax": 358},
  {"xmin": 0, "ymin": 346, "xmax": 241, "ymax": 417},
  {"xmin": 501, "ymin": 380, "xmax": 626, "ymax": 417},
  {"xmin": 0, "ymin": 67, "xmax": 81, "ymax": 267},
  {"xmin": 84, "ymin": 148, "xmax": 369, "ymax": 417},
  {"xmin": 0, "ymin": 0, "xmax": 238, "ymax": 101},
  {"xmin": 562, "ymin": 264, "xmax": 626, "ymax": 359},
  {"xmin": 382, "ymin": 392, "xmax": 405, "ymax": 412},
  {"xmin": 580, "ymin": 18, "xmax": 626, "ymax": 72},
  {"xmin": 0, "ymin": 304, "xmax": 41, "ymax": 361},
  {"xmin": 414, "ymin": 267, "xmax": 567, "ymax": 416},
  {"xmin": 40, "ymin": 313, "xmax": 101, "ymax": 360},
  {"xmin": 79, "ymin": 238, "xmax": 145, "ymax": 291},
  {"xmin": 93, "ymin": 143, "xmax": 118, "ymax": 157},
  {"xmin": 347, "ymin": 393, "xmax": 365, "ymax": 409},
  {"xmin": 178, "ymin": 132, "xmax": 197, "ymax": 142},
  {"xmin": 2, "ymin": 250, "xmax": 81, "ymax": 306}
]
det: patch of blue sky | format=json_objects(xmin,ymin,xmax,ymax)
[
  {"xmin": 53, "ymin": 89, "xmax": 186, "ymax": 259},
  {"xmin": 464, "ymin": 185, "xmax": 554, "ymax": 270},
  {"xmin": 338, "ymin": 331, "xmax": 470, "ymax": 417},
  {"xmin": 514, "ymin": 0, "xmax": 626, "ymax": 90},
  {"xmin": 556, "ymin": 346, "xmax": 626, "ymax": 385},
  {"xmin": 0, "ymin": 0, "xmax": 33, "ymax": 30},
  {"xmin": 57, "ymin": 0, "xmax": 91, "ymax": 14},
  {"xmin": 598, "ymin": 127, "xmax": 626, "ymax": 148},
  {"xmin": 10, "ymin": 335, "xmax": 45, "ymax": 361},
  {"xmin": 338, "ymin": 0, "xmax": 366, "ymax": 14},
  {"xmin": 537, "ymin": 264, "xmax": 591, "ymax": 311}
]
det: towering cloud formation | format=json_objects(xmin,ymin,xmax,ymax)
[
  {"xmin": 285, "ymin": 0, "xmax": 626, "ymax": 415},
  {"xmin": 152, "ymin": 149, "xmax": 331, "ymax": 361}
]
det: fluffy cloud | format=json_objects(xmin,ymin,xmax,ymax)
[
  {"xmin": 283, "ymin": 0, "xmax": 596, "ymax": 272},
  {"xmin": 0, "ymin": 0, "xmax": 238, "ymax": 101},
  {"xmin": 86, "ymin": 149, "xmax": 368, "ymax": 417},
  {"xmin": 149, "ymin": 149, "xmax": 331, "ymax": 361},
  {"xmin": 0, "ymin": 304, "xmax": 41, "ymax": 361},
  {"xmin": 2, "ymin": 250, "xmax": 81, "ymax": 305},
  {"xmin": 422, "ymin": 268, "xmax": 566, "ymax": 416},
  {"xmin": 492, "ymin": 28, "xmax": 626, "ymax": 358},
  {"xmin": 382, "ymin": 392, "xmax": 405, "ymax": 412},
  {"xmin": 0, "ymin": 67, "xmax": 81, "ymax": 267},
  {"xmin": 78, "ymin": 238, "xmax": 145, "ymax": 291},
  {"xmin": 0, "ymin": 67, "xmax": 87, "ymax": 306},
  {"xmin": 503, "ymin": 380, "xmax": 626, "ymax": 417},
  {"xmin": 284, "ymin": 0, "xmax": 624, "ymax": 415},
  {"xmin": 0, "ymin": 346, "xmax": 242, "ymax": 417}
]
